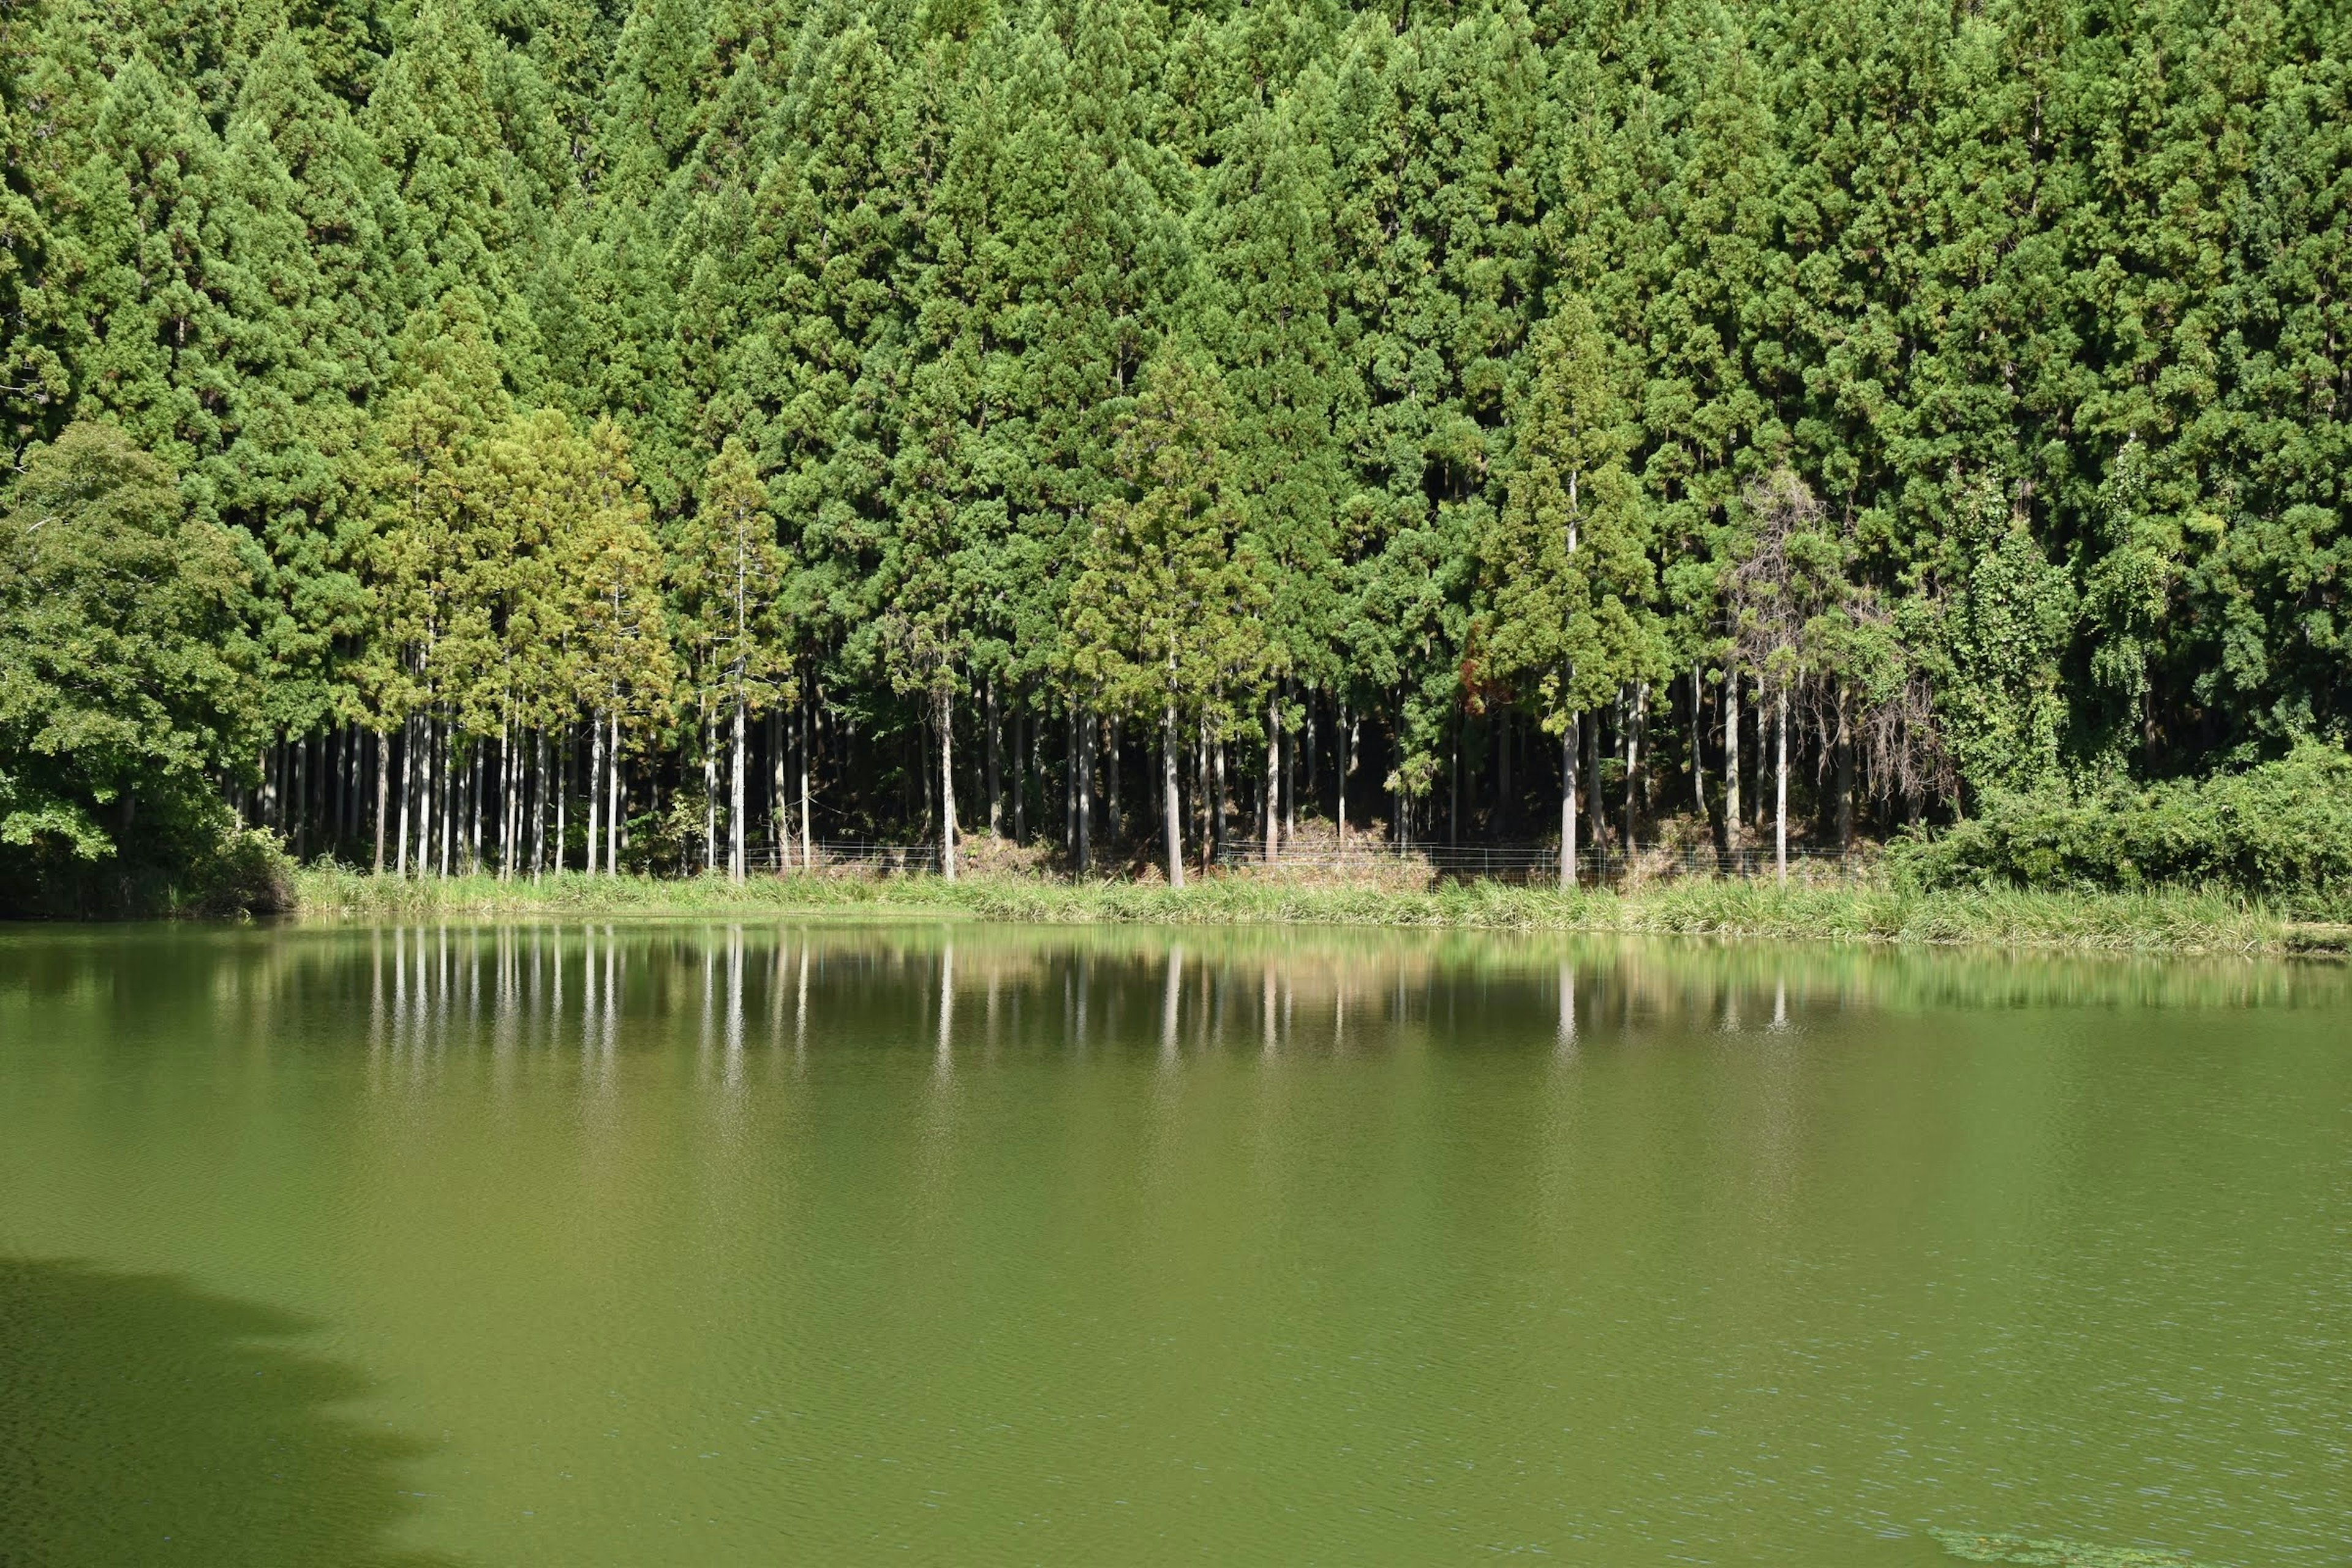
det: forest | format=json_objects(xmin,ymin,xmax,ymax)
[{"xmin": 1, "ymin": 0, "xmax": 2348, "ymax": 905}]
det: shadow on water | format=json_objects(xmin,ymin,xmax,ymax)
[{"xmin": 0, "ymin": 1259, "xmax": 456, "ymax": 1567}]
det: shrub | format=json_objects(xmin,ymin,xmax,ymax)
[{"xmin": 1888, "ymin": 743, "xmax": 2352, "ymax": 912}]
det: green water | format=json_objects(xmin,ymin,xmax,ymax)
[{"xmin": 1, "ymin": 923, "xmax": 2345, "ymax": 1567}]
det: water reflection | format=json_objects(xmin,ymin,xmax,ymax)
[
  {"xmin": 2, "ymin": 921, "xmax": 2348, "ymax": 1566},
  {"xmin": 9, "ymin": 920, "xmax": 2345, "ymax": 1078}
]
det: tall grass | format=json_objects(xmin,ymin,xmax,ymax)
[{"xmin": 289, "ymin": 865, "xmax": 2323, "ymax": 955}]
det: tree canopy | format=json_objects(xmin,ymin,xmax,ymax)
[{"xmin": 2, "ymin": 0, "xmax": 2348, "ymax": 888}]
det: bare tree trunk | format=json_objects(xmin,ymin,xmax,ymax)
[
  {"xmin": 1161, "ymin": 699, "xmax": 1185, "ymax": 889},
  {"xmin": 704, "ymin": 712, "xmax": 718, "ymax": 875},
  {"xmin": 1722, "ymin": 668, "xmax": 1740, "ymax": 856},
  {"xmin": 497, "ymin": 721, "xmax": 511, "ymax": 880},
  {"xmin": 985, "ymin": 678, "xmax": 1001, "ymax": 837},
  {"xmin": 731, "ymin": 698, "xmax": 747, "ymax": 883},
  {"xmin": 1582, "ymin": 701, "xmax": 1603, "ymax": 857},
  {"xmin": 1834, "ymin": 682, "xmax": 1855, "ymax": 851},
  {"xmin": 767, "ymin": 710, "xmax": 785, "ymax": 871},
  {"xmin": 1212, "ymin": 734, "xmax": 1226, "ymax": 863},
  {"xmin": 799, "ymin": 696, "xmax": 813, "ymax": 870},
  {"xmin": 1105, "ymin": 718, "xmax": 1121, "ymax": 844},
  {"xmin": 938, "ymin": 687, "xmax": 958, "ymax": 882},
  {"xmin": 443, "ymin": 723, "xmax": 458, "ymax": 878},
  {"xmin": 1624, "ymin": 681, "xmax": 1645, "ymax": 851},
  {"xmin": 1064, "ymin": 703, "xmax": 1077, "ymax": 861},
  {"xmin": 1337, "ymin": 699, "xmax": 1350, "ymax": 852},
  {"xmin": 1751, "ymin": 677, "xmax": 1766, "ymax": 836},
  {"xmin": 1302, "ymin": 684, "xmax": 1318, "ymax": 811},
  {"xmin": 1560, "ymin": 701, "xmax": 1579, "ymax": 889},
  {"xmin": 556, "ymin": 725, "xmax": 570, "ymax": 875},
  {"xmin": 424, "ymin": 718, "xmax": 440, "ymax": 876},
  {"xmin": 532, "ymin": 729, "xmax": 547, "ymax": 876},
  {"xmin": 587, "ymin": 716, "xmax": 605, "ymax": 876},
  {"xmin": 1194, "ymin": 718, "xmax": 1208, "ymax": 870},
  {"xmin": 1263, "ymin": 692, "xmax": 1279, "ymax": 862},
  {"xmin": 606, "ymin": 712, "xmax": 621, "ymax": 876},
  {"xmin": 468, "ymin": 740, "xmax": 482, "ymax": 873},
  {"xmin": 1014, "ymin": 692, "xmax": 1029, "ymax": 845},
  {"xmin": 397, "ymin": 719, "xmax": 415, "ymax": 876},
  {"xmin": 1691, "ymin": 665, "xmax": 1705, "ymax": 815},
  {"xmin": 1076, "ymin": 701, "xmax": 1093, "ymax": 875},
  {"xmin": 374, "ymin": 729, "xmax": 390, "ymax": 874},
  {"xmin": 1283, "ymin": 682, "xmax": 1297, "ymax": 843},
  {"xmin": 1775, "ymin": 688, "xmax": 1789, "ymax": 883}
]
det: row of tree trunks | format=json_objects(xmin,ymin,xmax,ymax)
[{"xmin": 243, "ymin": 672, "xmax": 1861, "ymax": 882}]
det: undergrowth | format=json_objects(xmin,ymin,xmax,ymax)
[{"xmin": 289, "ymin": 865, "xmax": 2324, "ymax": 955}]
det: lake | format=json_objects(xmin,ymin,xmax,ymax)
[{"xmin": 1, "ymin": 921, "xmax": 2345, "ymax": 1566}]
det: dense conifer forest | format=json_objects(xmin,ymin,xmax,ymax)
[{"xmin": 2, "ymin": 0, "xmax": 2348, "ymax": 903}]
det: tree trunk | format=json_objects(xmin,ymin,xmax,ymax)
[
  {"xmin": 1075, "ymin": 701, "xmax": 1093, "ymax": 875},
  {"xmin": 1161, "ymin": 699, "xmax": 1185, "ymax": 889},
  {"xmin": 374, "ymin": 729, "xmax": 390, "ymax": 874},
  {"xmin": 1691, "ymin": 665, "xmax": 1705, "ymax": 815},
  {"xmin": 731, "ymin": 697, "xmax": 747, "ymax": 883},
  {"xmin": 397, "ymin": 720, "xmax": 415, "ymax": 876},
  {"xmin": 556, "ymin": 725, "xmax": 570, "ymax": 875},
  {"xmin": 1560, "ymin": 704, "xmax": 1579, "ymax": 889},
  {"xmin": 1263, "ymin": 692, "xmax": 1279, "ymax": 862},
  {"xmin": 986, "ymin": 678, "xmax": 1001, "ymax": 837},
  {"xmin": 1213, "ymin": 732, "xmax": 1226, "ymax": 863},
  {"xmin": 799, "ymin": 696, "xmax": 813, "ymax": 870},
  {"xmin": 1012, "ymin": 692, "xmax": 1028, "ymax": 845},
  {"xmin": 1774, "ymin": 687, "xmax": 1789, "ymax": 883},
  {"xmin": 1834, "ymin": 682, "xmax": 1855, "ymax": 852},
  {"xmin": 470, "ymin": 739, "xmax": 484, "ymax": 872},
  {"xmin": 587, "ymin": 716, "xmax": 605, "ymax": 876},
  {"xmin": 1722, "ymin": 668, "xmax": 1740, "ymax": 857},
  {"xmin": 938, "ymin": 687, "xmax": 958, "ymax": 882},
  {"xmin": 768, "ymin": 710, "xmax": 786, "ymax": 871},
  {"xmin": 1751, "ymin": 677, "xmax": 1766, "ymax": 835},
  {"xmin": 294, "ymin": 735, "xmax": 310, "ymax": 861},
  {"xmin": 1064, "ymin": 704, "xmax": 1078, "ymax": 860},
  {"xmin": 532, "ymin": 729, "xmax": 547, "ymax": 876},
  {"xmin": 1105, "ymin": 718, "xmax": 1121, "ymax": 844},
  {"xmin": 606, "ymin": 712, "xmax": 622, "ymax": 876},
  {"xmin": 704, "ymin": 712, "xmax": 718, "ymax": 875},
  {"xmin": 1624, "ymin": 680, "xmax": 1645, "ymax": 852},
  {"xmin": 1336, "ymin": 699, "xmax": 1350, "ymax": 852},
  {"xmin": 423, "ymin": 718, "xmax": 439, "ymax": 876},
  {"xmin": 1302, "ymin": 685, "xmax": 1317, "ymax": 810},
  {"xmin": 1582, "ymin": 701, "xmax": 1603, "ymax": 857},
  {"xmin": 1283, "ymin": 682, "xmax": 1297, "ymax": 843}
]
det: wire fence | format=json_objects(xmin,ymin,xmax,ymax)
[{"xmin": 745, "ymin": 840, "xmax": 943, "ymax": 875}]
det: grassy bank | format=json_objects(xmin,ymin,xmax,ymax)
[{"xmin": 289, "ymin": 866, "xmax": 2346, "ymax": 956}]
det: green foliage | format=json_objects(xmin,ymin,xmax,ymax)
[
  {"xmin": 6, "ymin": 0, "xmax": 2352, "ymax": 896},
  {"xmin": 1068, "ymin": 350, "xmax": 1273, "ymax": 742},
  {"xmin": 0, "ymin": 422, "xmax": 274, "ymax": 913},
  {"xmin": 1891, "ymin": 744, "xmax": 2352, "ymax": 914}
]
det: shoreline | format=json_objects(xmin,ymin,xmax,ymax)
[{"xmin": 287, "ymin": 868, "xmax": 2350, "ymax": 957}]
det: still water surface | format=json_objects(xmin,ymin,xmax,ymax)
[{"xmin": 1, "ymin": 921, "xmax": 2346, "ymax": 1566}]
